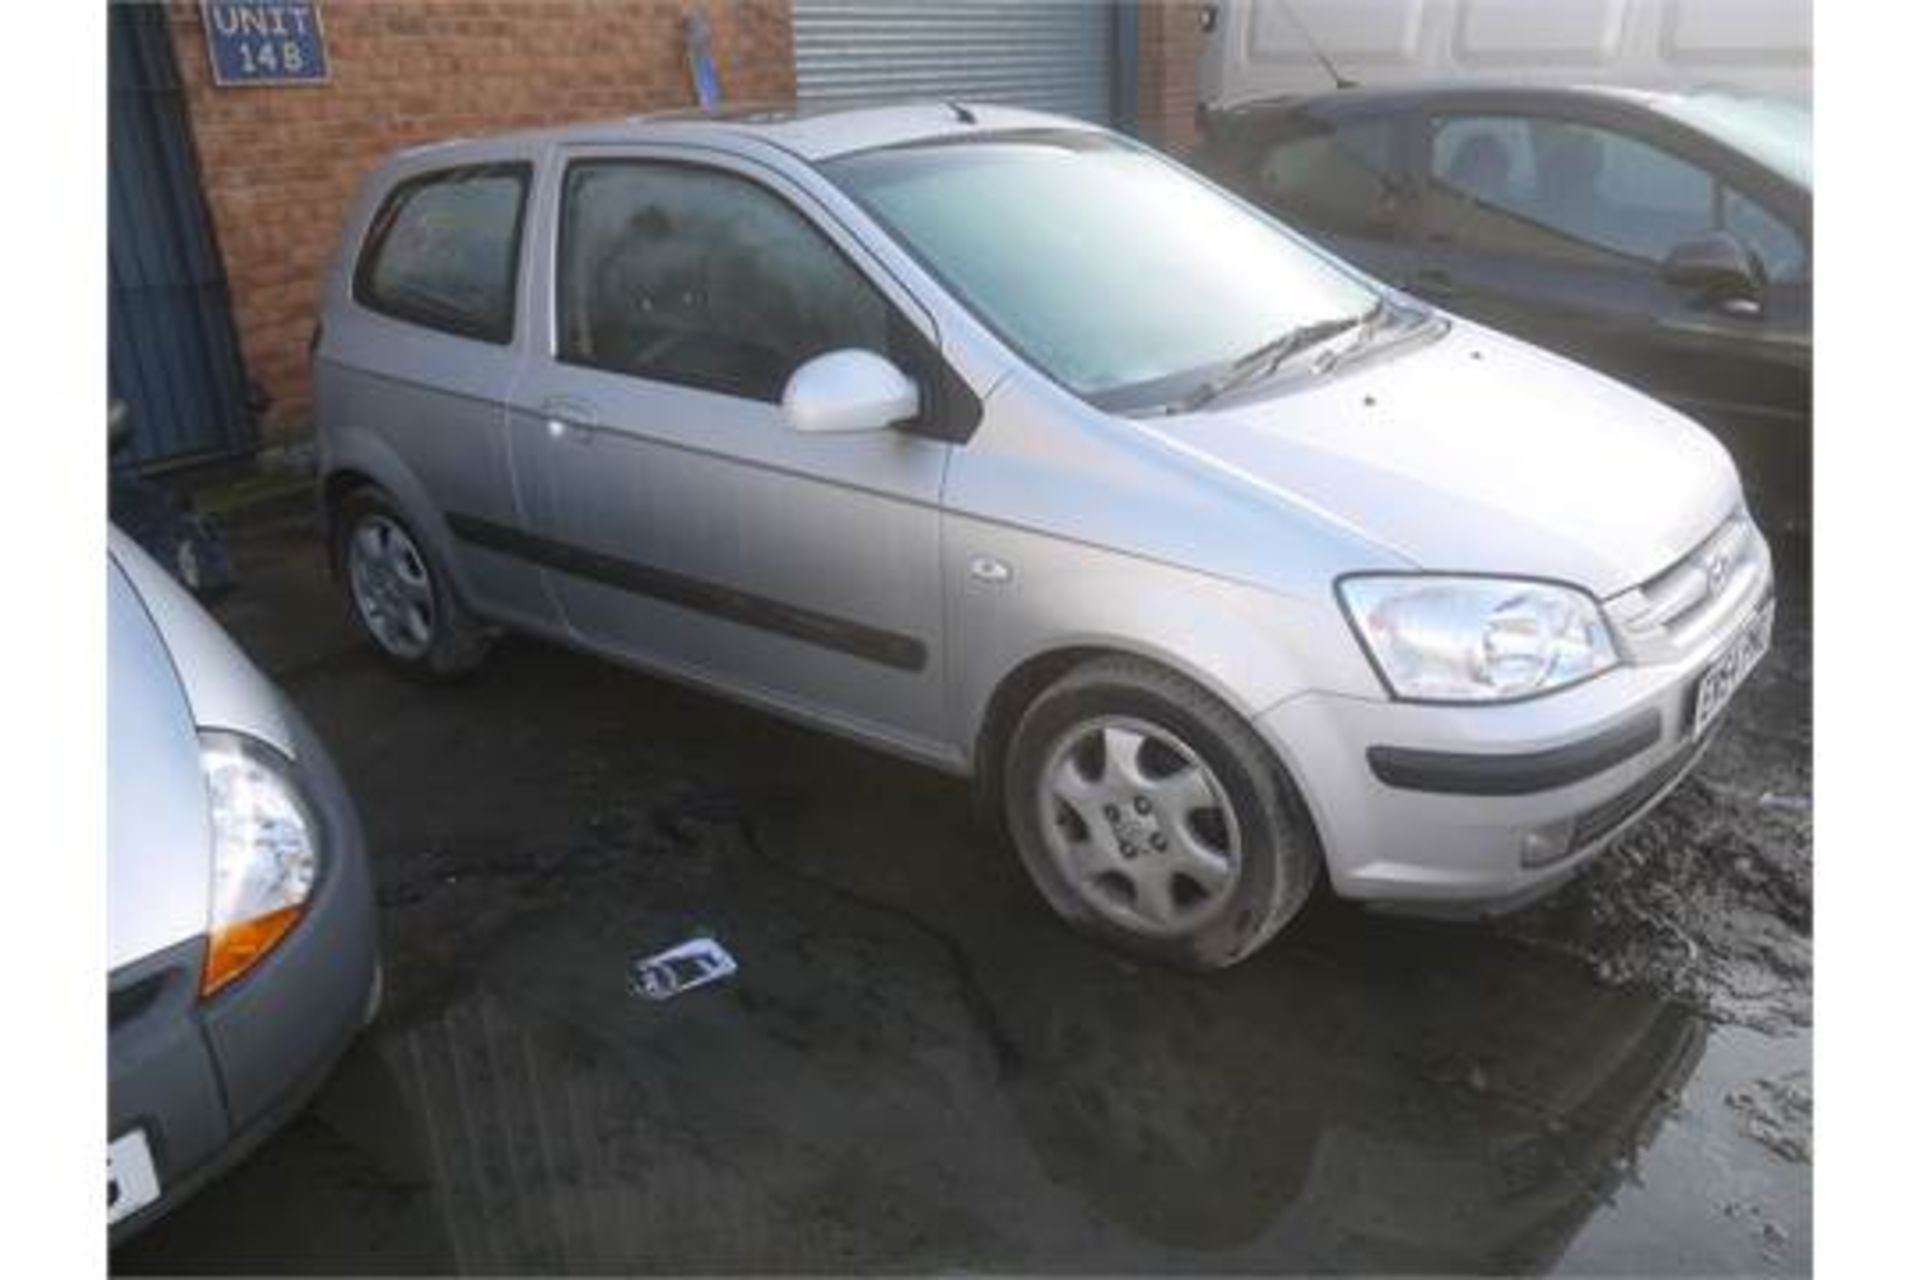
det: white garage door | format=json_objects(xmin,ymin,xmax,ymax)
[{"xmin": 793, "ymin": 0, "xmax": 1116, "ymax": 124}]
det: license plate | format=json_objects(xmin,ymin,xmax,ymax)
[
  {"xmin": 1691, "ymin": 599, "xmax": 1774, "ymax": 739},
  {"xmin": 108, "ymin": 1128, "xmax": 160, "ymax": 1227}
]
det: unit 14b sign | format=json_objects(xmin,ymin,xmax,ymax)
[{"xmin": 204, "ymin": 2, "xmax": 330, "ymax": 86}]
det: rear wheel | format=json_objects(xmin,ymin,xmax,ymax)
[
  {"xmin": 1003, "ymin": 657, "xmax": 1319, "ymax": 970},
  {"xmin": 334, "ymin": 488, "xmax": 490, "ymax": 680}
]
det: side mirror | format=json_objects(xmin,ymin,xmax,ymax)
[
  {"xmin": 1661, "ymin": 232, "xmax": 1765, "ymax": 314},
  {"xmin": 781, "ymin": 349, "xmax": 919, "ymax": 435}
]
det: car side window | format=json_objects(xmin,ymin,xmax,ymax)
[
  {"xmin": 1428, "ymin": 115, "xmax": 1718, "ymax": 267},
  {"xmin": 558, "ymin": 161, "xmax": 892, "ymax": 402},
  {"xmin": 1723, "ymin": 186, "xmax": 1807, "ymax": 284},
  {"xmin": 1250, "ymin": 118, "xmax": 1398, "ymax": 240},
  {"xmin": 354, "ymin": 163, "xmax": 530, "ymax": 343}
]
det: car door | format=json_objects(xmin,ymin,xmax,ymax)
[
  {"xmin": 1633, "ymin": 175, "xmax": 1810, "ymax": 519},
  {"xmin": 1407, "ymin": 107, "xmax": 1810, "ymax": 479},
  {"xmin": 321, "ymin": 159, "xmax": 556, "ymax": 629},
  {"xmin": 501, "ymin": 147, "xmax": 955, "ymax": 758},
  {"xmin": 1217, "ymin": 105, "xmax": 1423, "ymax": 287}
]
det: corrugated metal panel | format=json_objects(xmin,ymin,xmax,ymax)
[
  {"xmin": 109, "ymin": 3, "xmax": 253, "ymax": 467},
  {"xmin": 793, "ymin": 1, "xmax": 1117, "ymax": 124}
]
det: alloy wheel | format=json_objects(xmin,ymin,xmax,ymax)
[
  {"xmin": 1035, "ymin": 716, "xmax": 1243, "ymax": 937},
  {"xmin": 347, "ymin": 514, "xmax": 436, "ymax": 660}
]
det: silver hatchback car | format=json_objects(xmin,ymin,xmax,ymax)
[
  {"xmin": 314, "ymin": 103, "xmax": 1772, "ymax": 969},
  {"xmin": 109, "ymin": 528, "xmax": 378, "ymax": 1239}
]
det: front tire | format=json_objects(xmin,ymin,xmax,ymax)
[
  {"xmin": 1003, "ymin": 657, "xmax": 1319, "ymax": 970},
  {"xmin": 334, "ymin": 488, "xmax": 490, "ymax": 680}
]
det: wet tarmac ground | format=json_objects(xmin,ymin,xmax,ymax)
[{"xmin": 115, "ymin": 505, "xmax": 1811, "ymax": 1276}]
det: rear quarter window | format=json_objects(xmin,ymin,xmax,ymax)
[{"xmin": 352, "ymin": 163, "xmax": 530, "ymax": 344}]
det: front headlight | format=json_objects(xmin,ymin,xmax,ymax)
[
  {"xmin": 1338, "ymin": 575, "xmax": 1618, "ymax": 703},
  {"xmin": 198, "ymin": 732, "xmax": 321, "ymax": 998}
]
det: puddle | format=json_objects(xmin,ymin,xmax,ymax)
[
  {"xmin": 1553, "ymin": 1023, "xmax": 1810, "ymax": 1274},
  {"xmin": 115, "ymin": 855, "xmax": 1811, "ymax": 1274}
]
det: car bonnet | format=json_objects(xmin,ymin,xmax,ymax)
[{"xmin": 1146, "ymin": 319, "xmax": 1740, "ymax": 599}]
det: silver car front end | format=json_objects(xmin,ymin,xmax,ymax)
[{"xmin": 1258, "ymin": 511, "xmax": 1774, "ymax": 907}]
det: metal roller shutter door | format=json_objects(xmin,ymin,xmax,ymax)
[{"xmin": 793, "ymin": 0, "xmax": 1116, "ymax": 124}]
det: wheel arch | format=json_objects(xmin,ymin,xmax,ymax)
[
  {"xmin": 318, "ymin": 428, "xmax": 476, "ymax": 601},
  {"xmin": 319, "ymin": 468, "xmax": 374, "ymax": 571},
  {"xmin": 972, "ymin": 645, "xmax": 1108, "ymax": 820}
]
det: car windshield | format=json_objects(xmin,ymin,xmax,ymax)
[
  {"xmin": 1643, "ymin": 90, "xmax": 1811, "ymax": 188},
  {"xmin": 822, "ymin": 131, "xmax": 1380, "ymax": 411}
]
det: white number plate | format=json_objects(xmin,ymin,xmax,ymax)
[
  {"xmin": 108, "ymin": 1128, "xmax": 160, "ymax": 1227},
  {"xmin": 1691, "ymin": 599, "xmax": 1774, "ymax": 739}
]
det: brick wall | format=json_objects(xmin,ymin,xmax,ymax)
[
  {"xmin": 1136, "ymin": 0, "xmax": 1205, "ymax": 156},
  {"xmin": 165, "ymin": 0, "xmax": 796, "ymax": 442}
]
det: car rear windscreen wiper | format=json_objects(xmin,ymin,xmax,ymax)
[{"xmin": 1167, "ymin": 306, "xmax": 1379, "ymax": 415}]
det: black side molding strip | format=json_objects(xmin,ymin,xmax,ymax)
[
  {"xmin": 1367, "ymin": 709, "xmax": 1663, "ymax": 796},
  {"xmin": 446, "ymin": 513, "xmax": 929, "ymax": 673}
]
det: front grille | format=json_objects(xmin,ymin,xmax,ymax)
[
  {"xmin": 1607, "ymin": 510, "xmax": 1770, "ymax": 663},
  {"xmin": 1571, "ymin": 733, "xmax": 1711, "ymax": 849},
  {"xmin": 1644, "ymin": 517, "xmax": 1755, "ymax": 632}
]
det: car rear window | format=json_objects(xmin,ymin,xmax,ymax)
[{"xmin": 353, "ymin": 163, "xmax": 530, "ymax": 344}]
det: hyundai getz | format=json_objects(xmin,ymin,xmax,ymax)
[{"xmin": 313, "ymin": 103, "xmax": 1771, "ymax": 970}]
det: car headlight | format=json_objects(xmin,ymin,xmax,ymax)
[
  {"xmin": 198, "ymin": 732, "xmax": 321, "ymax": 998},
  {"xmin": 1338, "ymin": 575, "xmax": 1619, "ymax": 703}
]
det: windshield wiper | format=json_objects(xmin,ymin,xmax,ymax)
[
  {"xmin": 1313, "ymin": 298, "xmax": 1403, "ymax": 377},
  {"xmin": 1167, "ymin": 306, "xmax": 1378, "ymax": 415}
]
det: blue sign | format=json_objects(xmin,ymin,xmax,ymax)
[
  {"xmin": 685, "ymin": 12, "xmax": 722, "ymax": 109},
  {"xmin": 203, "ymin": 2, "xmax": 329, "ymax": 86}
]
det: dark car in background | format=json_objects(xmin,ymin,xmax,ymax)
[{"xmin": 1196, "ymin": 84, "xmax": 1811, "ymax": 528}]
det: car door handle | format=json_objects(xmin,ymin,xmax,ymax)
[
  {"xmin": 539, "ymin": 397, "xmax": 600, "ymax": 442},
  {"xmin": 1402, "ymin": 269, "xmax": 1458, "ymax": 299}
]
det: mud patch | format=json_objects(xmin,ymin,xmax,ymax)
[
  {"xmin": 1500, "ymin": 537, "xmax": 1811, "ymax": 1035},
  {"xmin": 1504, "ymin": 779, "xmax": 1811, "ymax": 1032},
  {"xmin": 1726, "ymin": 1070, "xmax": 1813, "ymax": 1165}
]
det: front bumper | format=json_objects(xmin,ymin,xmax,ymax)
[
  {"xmin": 108, "ymin": 707, "xmax": 378, "ymax": 1244},
  {"xmin": 1256, "ymin": 556, "xmax": 1773, "ymax": 911}
]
